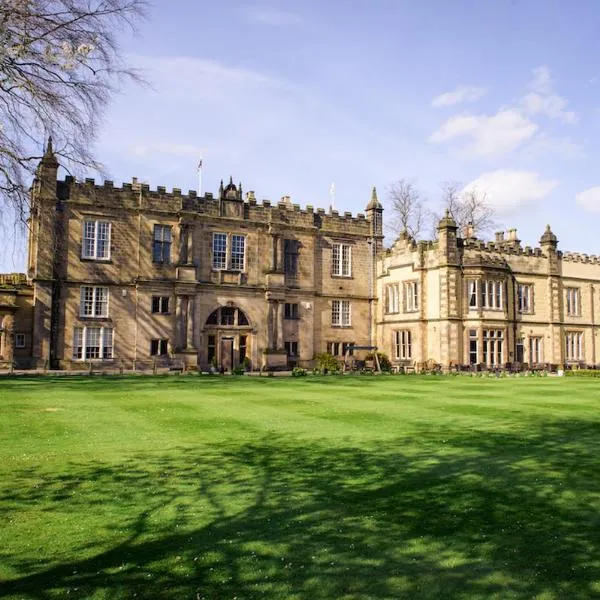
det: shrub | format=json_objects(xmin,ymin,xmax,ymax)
[
  {"xmin": 292, "ymin": 367, "xmax": 307, "ymax": 377},
  {"xmin": 315, "ymin": 352, "xmax": 340, "ymax": 374},
  {"xmin": 365, "ymin": 352, "xmax": 392, "ymax": 372},
  {"xmin": 232, "ymin": 365, "xmax": 245, "ymax": 376},
  {"xmin": 566, "ymin": 369, "xmax": 600, "ymax": 377}
]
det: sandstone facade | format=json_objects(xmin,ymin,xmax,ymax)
[
  {"xmin": 0, "ymin": 143, "xmax": 382, "ymax": 370},
  {"xmin": 377, "ymin": 212, "xmax": 600, "ymax": 370},
  {"xmin": 2, "ymin": 143, "xmax": 600, "ymax": 372}
]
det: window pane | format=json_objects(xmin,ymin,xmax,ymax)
[
  {"xmin": 231, "ymin": 235, "xmax": 245, "ymax": 271},
  {"xmin": 97, "ymin": 222, "xmax": 110, "ymax": 259},
  {"xmin": 86, "ymin": 328, "xmax": 100, "ymax": 359},
  {"xmin": 73, "ymin": 327, "xmax": 84, "ymax": 359},
  {"xmin": 95, "ymin": 288, "xmax": 108, "ymax": 317},
  {"xmin": 213, "ymin": 233, "xmax": 227, "ymax": 269},
  {"xmin": 83, "ymin": 221, "xmax": 95, "ymax": 258},
  {"xmin": 103, "ymin": 328, "xmax": 113, "ymax": 359}
]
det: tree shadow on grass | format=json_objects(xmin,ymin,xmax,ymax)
[{"xmin": 2, "ymin": 420, "xmax": 600, "ymax": 599}]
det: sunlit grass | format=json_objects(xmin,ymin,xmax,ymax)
[{"xmin": 1, "ymin": 375, "xmax": 600, "ymax": 599}]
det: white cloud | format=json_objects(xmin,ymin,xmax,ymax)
[
  {"xmin": 463, "ymin": 169, "xmax": 558, "ymax": 213},
  {"xmin": 522, "ymin": 65, "xmax": 577, "ymax": 124},
  {"xmin": 522, "ymin": 134, "xmax": 584, "ymax": 158},
  {"xmin": 243, "ymin": 7, "xmax": 304, "ymax": 26},
  {"xmin": 430, "ymin": 109, "xmax": 537, "ymax": 157},
  {"xmin": 576, "ymin": 187, "xmax": 600, "ymax": 213},
  {"xmin": 431, "ymin": 85, "xmax": 488, "ymax": 108}
]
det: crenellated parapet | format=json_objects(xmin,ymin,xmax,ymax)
[
  {"xmin": 562, "ymin": 251, "xmax": 600, "ymax": 264},
  {"xmin": 56, "ymin": 176, "xmax": 372, "ymax": 236}
]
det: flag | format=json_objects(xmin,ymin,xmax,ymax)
[
  {"xmin": 197, "ymin": 158, "xmax": 203, "ymax": 170},
  {"xmin": 329, "ymin": 182, "xmax": 335, "ymax": 196}
]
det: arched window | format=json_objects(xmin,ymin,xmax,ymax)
[{"xmin": 205, "ymin": 306, "xmax": 250, "ymax": 327}]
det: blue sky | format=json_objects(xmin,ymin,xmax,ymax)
[{"xmin": 4, "ymin": 0, "xmax": 600, "ymax": 271}]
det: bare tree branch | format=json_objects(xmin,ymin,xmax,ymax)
[
  {"xmin": 387, "ymin": 179, "xmax": 429, "ymax": 240},
  {"xmin": 436, "ymin": 181, "xmax": 496, "ymax": 239},
  {"xmin": 0, "ymin": 0, "xmax": 148, "ymax": 225}
]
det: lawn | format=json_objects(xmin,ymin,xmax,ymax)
[{"xmin": 1, "ymin": 375, "xmax": 600, "ymax": 599}]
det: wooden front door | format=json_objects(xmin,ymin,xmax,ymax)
[{"xmin": 220, "ymin": 337, "xmax": 234, "ymax": 371}]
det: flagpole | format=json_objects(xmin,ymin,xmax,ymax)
[
  {"xmin": 197, "ymin": 158, "xmax": 203, "ymax": 196},
  {"xmin": 329, "ymin": 182, "xmax": 336, "ymax": 212}
]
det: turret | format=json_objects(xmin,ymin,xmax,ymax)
[
  {"xmin": 33, "ymin": 137, "xmax": 59, "ymax": 201},
  {"xmin": 437, "ymin": 209, "xmax": 459, "ymax": 265},
  {"xmin": 540, "ymin": 224, "xmax": 558, "ymax": 252},
  {"xmin": 219, "ymin": 176, "xmax": 244, "ymax": 218},
  {"xmin": 365, "ymin": 186, "xmax": 383, "ymax": 250}
]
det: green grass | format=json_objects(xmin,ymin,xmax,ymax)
[{"xmin": 1, "ymin": 375, "xmax": 600, "ymax": 599}]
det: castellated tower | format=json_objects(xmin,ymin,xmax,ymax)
[
  {"xmin": 539, "ymin": 225, "xmax": 562, "ymax": 364},
  {"xmin": 28, "ymin": 138, "xmax": 62, "ymax": 367},
  {"xmin": 437, "ymin": 210, "xmax": 461, "ymax": 366}
]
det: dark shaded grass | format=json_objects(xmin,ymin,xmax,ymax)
[{"xmin": 1, "ymin": 376, "xmax": 600, "ymax": 599}]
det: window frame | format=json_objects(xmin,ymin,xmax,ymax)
[
  {"xmin": 73, "ymin": 326, "xmax": 114, "ymax": 360},
  {"xmin": 284, "ymin": 302, "xmax": 299, "ymax": 320},
  {"xmin": 82, "ymin": 220, "xmax": 111, "ymax": 260},
  {"xmin": 517, "ymin": 283, "xmax": 534, "ymax": 313},
  {"xmin": 211, "ymin": 232, "xmax": 247, "ymax": 272},
  {"xmin": 150, "ymin": 338, "xmax": 169, "ymax": 356},
  {"xmin": 565, "ymin": 331, "xmax": 583, "ymax": 361},
  {"xmin": 404, "ymin": 281, "xmax": 419, "ymax": 312},
  {"xmin": 467, "ymin": 279, "xmax": 504, "ymax": 310},
  {"xmin": 331, "ymin": 243, "xmax": 352, "ymax": 277},
  {"xmin": 151, "ymin": 296, "xmax": 170, "ymax": 314},
  {"xmin": 529, "ymin": 336, "xmax": 543, "ymax": 365},
  {"xmin": 332, "ymin": 299, "xmax": 351, "ymax": 327},
  {"xmin": 394, "ymin": 330, "xmax": 412, "ymax": 360},
  {"xmin": 565, "ymin": 287, "xmax": 581, "ymax": 317},
  {"xmin": 80, "ymin": 286, "xmax": 109, "ymax": 318},
  {"xmin": 482, "ymin": 328, "xmax": 504, "ymax": 366},
  {"xmin": 14, "ymin": 333, "xmax": 26, "ymax": 348},
  {"xmin": 152, "ymin": 224, "xmax": 172, "ymax": 264},
  {"xmin": 284, "ymin": 239, "xmax": 299, "ymax": 277},
  {"xmin": 386, "ymin": 284, "xmax": 400, "ymax": 314}
]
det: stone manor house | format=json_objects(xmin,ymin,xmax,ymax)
[{"xmin": 2, "ymin": 142, "xmax": 600, "ymax": 371}]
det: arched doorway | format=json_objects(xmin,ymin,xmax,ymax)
[{"xmin": 203, "ymin": 305, "xmax": 252, "ymax": 371}]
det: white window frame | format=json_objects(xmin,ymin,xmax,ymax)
[
  {"xmin": 230, "ymin": 234, "xmax": 246, "ymax": 272},
  {"xmin": 82, "ymin": 220, "xmax": 111, "ymax": 260},
  {"xmin": 565, "ymin": 331, "xmax": 583, "ymax": 361},
  {"xmin": 483, "ymin": 329, "xmax": 504, "ymax": 367},
  {"xmin": 566, "ymin": 287, "xmax": 581, "ymax": 317},
  {"xmin": 394, "ymin": 330, "xmax": 412, "ymax": 360},
  {"xmin": 468, "ymin": 280, "xmax": 478, "ymax": 309},
  {"xmin": 386, "ymin": 284, "xmax": 400, "ymax": 314},
  {"xmin": 469, "ymin": 280, "xmax": 504, "ymax": 310},
  {"xmin": 212, "ymin": 232, "xmax": 247, "ymax": 271},
  {"xmin": 80, "ymin": 286, "xmax": 109, "ymax": 318},
  {"xmin": 332, "ymin": 299, "xmax": 351, "ymax": 327},
  {"xmin": 404, "ymin": 281, "xmax": 419, "ymax": 312},
  {"xmin": 332, "ymin": 243, "xmax": 352, "ymax": 277},
  {"xmin": 529, "ymin": 336, "xmax": 543, "ymax": 365},
  {"xmin": 73, "ymin": 326, "xmax": 114, "ymax": 360},
  {"xmin": 517, "ymin": 283, "xmax": 533, "ymax": 313}
]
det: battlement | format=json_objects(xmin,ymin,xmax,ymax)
[
  {"xmin": 0, "ymin": 273, "xmax": 28, "ymax": 287},
  {"xmin": 56, "ymin": 176, "xmax": 372, "ymax": 235},
  {"xmin": 562, "ymin": 251, "xmax": 600, "ymax": 264}
]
